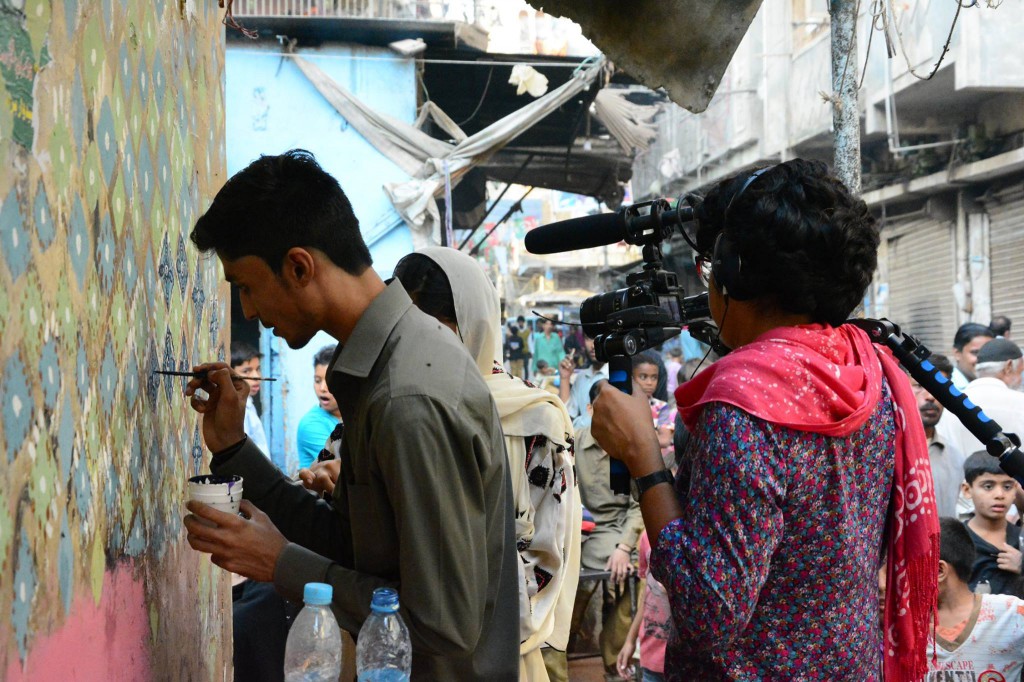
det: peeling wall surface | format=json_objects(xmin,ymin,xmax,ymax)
[{"xmin": 0, "ymin": 0, "xmax": 231, "ymax": 679}]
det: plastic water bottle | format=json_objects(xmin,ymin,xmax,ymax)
[
  {"xmin": 284, "ymin": 582, "xmax": 343, "ymax": 682},
  {"xmin": 356, "ymin": 588, "xmax": 412, "ymax": 682}
]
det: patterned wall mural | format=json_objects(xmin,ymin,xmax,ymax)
[{"xmin": 0, "ymin": 0, "xmax": 231, "ymax": 678}]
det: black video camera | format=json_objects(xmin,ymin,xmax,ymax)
[
  {"xmin": 525, "ymin": 195, "xmax": 721, "ymax": 494},
  {"xmin": 526, "ymin": 195, "xmax": 724, "ymax": 364}
]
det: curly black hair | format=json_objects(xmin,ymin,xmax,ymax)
[{"xmin": 694, "ymin": 158, "xmax": 880, "ymax": 326}]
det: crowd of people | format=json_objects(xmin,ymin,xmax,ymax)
[{"xmin": 179, "ymin": 150, "xmax": 1024, "ymax": 682}]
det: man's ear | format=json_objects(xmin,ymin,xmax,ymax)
[
  {"xmin": 938, "ymin": 559, "xmax": 951, "ymax": 585},
  {"xmin": 283, "ymin": 247, "xmax": 316, "ymax": 287}
]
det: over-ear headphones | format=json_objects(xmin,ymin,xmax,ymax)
[{"xmin": 710, "ymin": 166, "xmax": 774, "ymax": 301}]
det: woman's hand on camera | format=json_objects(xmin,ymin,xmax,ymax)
[{"xmin": 592, "ymin": 383, "xmax": 665, "ymax": 479}]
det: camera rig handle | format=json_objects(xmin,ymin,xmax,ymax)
[
  {"xmin": 849, "ymin": 317, "xmax": 1024, "ymax": 486},
  {"xmin": 607, "ymin": 355, "xmax": 634, "ymax": 495}
]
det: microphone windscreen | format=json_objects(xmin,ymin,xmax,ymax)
[{"xmin": 524, "ymin": 212, "xmax": 624, "ymax": 254}]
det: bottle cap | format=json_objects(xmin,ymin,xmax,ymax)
[
  {"xmin": 303, "ymin": 582, "xmax": 333, "ymax": 605},
  {"xmin": 370, "ymin": 587, "xmax": 400, "ymax": 613}
]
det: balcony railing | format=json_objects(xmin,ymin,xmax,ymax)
[{"xmin": 231, "ymin": 0, "xmax": 484, "ymax": 24}]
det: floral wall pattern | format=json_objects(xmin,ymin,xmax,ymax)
[{"xmin": 0, "ymin": 0, "xmax": 231, "ymax": 677}]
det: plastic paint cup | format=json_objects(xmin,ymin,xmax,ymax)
[{"xmin": 187, "ymin": 474, "xmax": 243, "ymax": 525}]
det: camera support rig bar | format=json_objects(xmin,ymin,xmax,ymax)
[{"xmin": 849, "ymin": 317, "xmax": 1024, "ymax": 487}]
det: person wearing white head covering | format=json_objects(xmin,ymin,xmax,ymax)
[{"xmin": 394, "ymin": 247, "xmax": 581, "ymax": 682}]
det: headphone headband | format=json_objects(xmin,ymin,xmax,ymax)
[
  {"xmin": 711, "ymin": 165, "xmax": 775, "ymax": 301},
  {"xmin": 732, "ymin": 166, "xmax": 773, "ymax": 206}
]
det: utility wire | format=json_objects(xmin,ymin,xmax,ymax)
[
  {"xmin": 887, "ymin": 0, "xmax": 965, "ymax": 81},
  {"xmin": 228, "ymin": 49, "xmax": 595, "ymax": 68}
]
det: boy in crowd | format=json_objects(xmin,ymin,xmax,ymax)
[
  {"xmin": 927, "ymin": 517, "xmax": 1024, "ymax": 681},
  {"xmin": 295, "ymin": 344, "xmax": 343, "ymax": 470},
  {"xmin": 230, "ymin": 341, "xmax": 269, "ymax": 456},
  {"xmin": 962, "ymin": 451, "xmax": 1024, "ymax": 595}
]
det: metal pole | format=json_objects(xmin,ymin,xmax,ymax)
[
  {"xmin": 456, "ymin": 153, "xmax": 534, "ymax": 251},
  {"xmin": 468, "ymin": 187, "xmax": 535, "ymax": 257},
  {"xmin": 830, "ymin": 0, "xmax": 861, "ymax": 194}
]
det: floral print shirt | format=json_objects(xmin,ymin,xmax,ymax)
[{"xmin": 651, "ymin": 393, "xmax": 896, "ymax": 681}]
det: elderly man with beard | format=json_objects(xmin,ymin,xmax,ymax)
[{"xmin": 908, "ymin": 354, "xmax": 965, "ymax": 518}]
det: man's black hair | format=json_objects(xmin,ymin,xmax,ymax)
[
  {"xmin": 953, "ymin": 323, "xmax": 995, "ymax": 351},
  {"xmin": 939, "ymin": 517, "xmax": 976, "ymax": 583},
  {"xmin": 392, "ymin": 254, "xmax": 457, "ymax": 326},
  {"xmin": 191, "ymin": 149, "xmax": 372, "ymax": 275},
  {"xmin": 589, "ymin": 379, "xmax": 607, "ymax": 405},
  {"xmin": 963, "ymin": 450, "xmax": 1009, "ymax": 485},
  {"xmin": 230, "ymin": 341, "xmax": 261, "ymax": 368},
  {"xmin": 692, "ymin": 158, "xmax": 879, "ymax": 326},
  {"xmin": 928, "ymin": 353, "xmax": 954, "ymax": 380},
  {"xmin": 990, "ymin": 315, "xmax": 1012, "ymax": 337},
  {"xmin": 313, "ymin": 344, "xmax": 337, "ymax": 368},
  {"xmin": 517, "ymin": 315, "xmax": 526, "ymax": 323}
]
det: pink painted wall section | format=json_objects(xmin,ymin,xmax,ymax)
[{"xmin": 5, "ymin": 564, "xmax": 152, "ymax": 681}]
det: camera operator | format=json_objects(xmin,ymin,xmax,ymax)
[{"xmin": 590, "ymin": 159, "xmax": 938, "ymax": 681}]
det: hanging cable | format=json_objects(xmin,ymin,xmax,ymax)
[
  {"xmin": 887, "ymin": 0, "xmax": 965, "ymax": 81},
  {"xmin": 456, "ymin": 66, "xmax": 495, "ymax": 127}
]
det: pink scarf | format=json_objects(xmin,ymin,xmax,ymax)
[{"xmin": 676, "ymin": 324, "xmax": 938, "ymax": 682}]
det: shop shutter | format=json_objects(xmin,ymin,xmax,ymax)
[
  {"xmin": 988, "ymin": 183, "xmax": 1024, "ymax": 324},
  {"xmin": 884, "ymin": 215, "xmax": 957, "ymax": 351}
]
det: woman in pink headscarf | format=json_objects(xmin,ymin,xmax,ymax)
[{"xmin": 591, "ymin": 159, "xmax": 937, "ymax": 682}]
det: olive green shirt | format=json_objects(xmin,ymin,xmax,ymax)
[
  {"xmin": 212, "ymin": 281, "xmax": 518, "ymax": 681},
  {"xmin": 573, "ymin": 421, "xmax": 644, "ymax": 569}
]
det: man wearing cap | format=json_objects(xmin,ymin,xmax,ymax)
[{"xmin": 945, "ymin": 338, "xmax": 1024, "ymax": 459}]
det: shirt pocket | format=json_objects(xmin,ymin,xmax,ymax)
[{"xmin": 346, "ymin": 482, "xmax": 398, "ymax": 578}]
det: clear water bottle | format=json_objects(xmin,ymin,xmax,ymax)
[
  {"xmin": 284, "ymin": 582, "xmax": 343, "ymax": 682},
  {"xmin": 356, "ymin": 588, "xmax": 412, "ymax": 682}
]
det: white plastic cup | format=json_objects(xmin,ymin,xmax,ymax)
[{"xmin": 187, "ymin": 474, "xmax": 243, "ymax": 525}]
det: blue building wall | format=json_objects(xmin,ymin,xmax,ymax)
[{"xmin": 226, "ymin": 43, "xmax": 418, "ymax": 471}]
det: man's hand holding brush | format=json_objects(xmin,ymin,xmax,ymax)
[{"xmin": 184, "ymin": 362, "xmax": 250, "ymax": 453}]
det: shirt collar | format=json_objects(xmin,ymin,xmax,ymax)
[
  {"xmin": 330, "ymin": 280, "xmax": 413, "ymax": 379},
  {"xmin": 968, "ymin": 377, "xmax": 1010, "ymax": 390}
]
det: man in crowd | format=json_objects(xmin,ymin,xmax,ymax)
[
  {"xmin": 517, "ymin": 315, "xmax": 534, "ymax": 380},
  {"xmin": 553, "ymin": 379, "xmax": 642, "ymax": 682},
  {"xmin": 909, "ymin": 354, "xmax": 964, "ymax": 518},
  {"xmin": 505, "ymin": 320, "xmax": 528, "ymax": 379},
  {"xmin": 950, "ymin": 323, "xmax": 996, "ymax": 390},
  {"xmin": 945, "ymin": 338, "xmax": 1024, "ymax": 459},
  {"xmin": 559, "ymin": 336, "xmax": 608, "ymax": 421},
  {"xmin": 990, "ymin": 315, "xmax": 1012, "ymax": 340},
  {"xmin": 533, "ymin": 318, "xmax": 566, "ymax": 376},
  {"xmin": 181, "ymin": 150, "xmax": 518, "ymax": 680}
]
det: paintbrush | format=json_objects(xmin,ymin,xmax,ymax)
[{"xmin": 153, "ymin": 370, "xmax": 277, "ymax": 382}]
